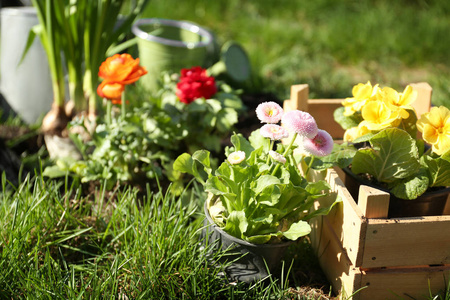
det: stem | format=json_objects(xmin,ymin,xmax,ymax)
[
  {"xmin": 121, "ymin": 88, "xmax": 126, "ymax": 120},
  {"xmin": 105, "ymin": 99, "xmax": 112, "ymax": 126},
  {"xmin": 305, "ymin": 156, "xmax": 315, "ymax": 177},
  {"xmin": 271, "ymin": 132, "xmax": 298, "ymax": 176},
  {"xmin": 266, "ymin": 140, "xmax": 274, "ymax": 164}
]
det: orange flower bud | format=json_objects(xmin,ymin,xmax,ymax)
[
  {"xmin": 97, "ymin": 81, "xmax": 124, "ymax": 102},
  {"xmin": 98, "ymin": 53, "xmax": 147, "ymax": 85}
]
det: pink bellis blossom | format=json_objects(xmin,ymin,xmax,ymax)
[
  {"xmin": 282, "ymin": 110, "xmax": 318, "ymax": 139},
  {"xmin": 260, "ymin": 124, "xmax": 289, "ymax": 140},
  {"xmin": 227, "ymin": 151, "xmax": 246, "ymax": 165},
  {"xmin": 256, "ymin": 101, "xmax": 284, "ymax": 124},
  {"xmin": 269, "ymin": 150, "xmax": 287, "ymax": 164},
  {"xmin": 302, "ymin": 129, "xmax": 334, "ymax": 157}
]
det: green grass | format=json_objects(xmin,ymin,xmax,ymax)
[
  {"xmin": 0, "ymin": 176, "xmax": 334, "ymax": 299},
  {"xmin": 141, "ymin": 0, "xmax": 450, "ymax": 107}
]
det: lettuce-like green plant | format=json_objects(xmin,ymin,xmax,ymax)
[
  {"xmin": 334, "ymin": 82, "xmax": 450, "ymax": 200},
  {"xmin": 174, "ymin": 102, "xmax": 338, "ymax": 244}
]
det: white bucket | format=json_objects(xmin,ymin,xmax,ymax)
[{"xmin": 0, "ymin": 7, "xmax": 53, "ymax": 124}]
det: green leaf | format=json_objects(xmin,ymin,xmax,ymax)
[
  {"xmin": 254, "ymin": 175, "xmax": 280, "ymax": 196},
  {"xmin": 192, "ymin": 150, "xmax": 212, "ymax": 175},
  {"xmin": 230, "ymin": 133, "xmax": 254, "ymax": 157},
  {"xmin": 282, "ymin": 221, "xmax": 311, "ymax": 241},
  {"xmin": 246, "ymin": 235, "xmax": 272, "ymax": 244},
  {"xmin": 173, "ymin": 153, "xmax": 194, "ymax": 175},
  {"xmin": 248, "ymin": 129, "xmax": 268, "ymax": 151},
  {"xmin": 223, "ymin": 211, "xmax": 248, "ymax": 239},
  {"xmin": 333, "ymin": 107, "xmax": 362, "ymax": 130},
  {"xmin": 216, "ymin": 108, "xmax": 238, "ymax": 133},
  {"xmin": 422, "ymin": 154, "xmax": 450, "ymax": 187},
  {"xmin": 351, "ymin": 128, "xmax": 421, "ymax": 183},
  {"xmin": 42, "ymin": 165, "xmax": 67, "ymax": 178},
  {"xmin": 389, "ymin": 169, "xmax": 429, "ymax": 200}
]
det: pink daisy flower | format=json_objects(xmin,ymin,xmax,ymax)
[
  {"xmin": 256, "ymin": 101, "xmax": 284, "ymax": 124},
  {"xmin": 269, "ymin": 150, "xmax": 287, "ymax": 164},
  {"xmin": 260, "ymin": 124, "xmax": 289, "ymax": 140},
  {"xmin": 227, "ymin": 151, "xmax": 246, "ymax": 164},
  {"xmin": 301, "ymin": 129, "xmax": 334, "ymax": 157},
  {"xmin": 281, "ymin": 110, "xmax": 318, "ymax": 139}
]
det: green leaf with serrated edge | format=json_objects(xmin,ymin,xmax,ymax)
[
  {"xmin": 351, "ymin": 128, "xmax": 421, "ymax": 183},
  {"xmin": 223, "ymin": 211, "xmax": 248, "ymax": 239},
  {"xmin": 333, "ymin": 107, "xmax": 362, "ymax": 130},
  {"xmin": 389, "ymin": 168, "xmax": 429, "ymax": 200},
  {"xmin": 422, "ymin": 153, "xmax": 450, "ymax": 187},
  {"xmin": 282, "ymin": 221, "xmax": 311, "ymax": 241}
]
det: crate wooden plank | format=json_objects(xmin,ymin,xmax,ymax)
[
  {"xmin": 360, "ymin": 216, "xmax": 450, "ymax": 268},
  {"xmin": 356, "ymin": 265, "xmax": 450, "ymax": 300},
  {"xmin": 321, "ymin": 169, "xmax": 368, "ymax": 267}
]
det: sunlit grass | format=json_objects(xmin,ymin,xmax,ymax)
[{"xmin": 142, "ymin": 0, "xmax": 450, "ymax": 106}]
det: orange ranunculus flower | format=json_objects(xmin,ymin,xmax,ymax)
[
  {"xmin": 98, "ymin": 53, "xmax": 147, "ymax": 85},
  {"xmin": 97, "ymin": 81, "xmax": 124, "ymax": 104}
]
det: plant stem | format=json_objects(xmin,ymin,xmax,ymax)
[
  {"xmin": 106, "ymin": 99, "xmax": 112, "ymax": 125},
  {"xmin": 271, "ymin": 132, "xmax": 298, "ymax": 176},
  {"xmin": 121, "ymin": 89, "xmax": 126, "ymax": 120}
]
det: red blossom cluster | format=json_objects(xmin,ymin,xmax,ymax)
[{"xmin": 176, "ymin": 66, "xmax": 217, "ymax": 104}]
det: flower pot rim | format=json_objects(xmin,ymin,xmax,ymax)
[
  {"xmin": 132, "ymin": 18, "xmax": 213, "ymax": 49},
  {"xmin": 0, "ymin": 7, "xmax": 37, "ymax": 16},
  {"xmin": 203, "ymin": 201, "xmax": 296, "ymax": 249}
]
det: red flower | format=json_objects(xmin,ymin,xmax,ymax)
[{"xmin": 176, "ymin": 66, "xmax": 217, "ymax": 104}]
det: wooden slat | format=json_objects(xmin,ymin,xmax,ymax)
[
  {"xmin": 307, "ymin": 99, "xmax": 345, "ymax": 139},
  {"xmin": 410, "ymin": 82, "xmax": 432, "ymax": 118},
  {"xmin": 361, "ymin": 216, "xmax": 450, "ymax": 268},
  {"xmin": 357, "ymin": 265, "xmax": 450, "ymax": 300},
  {"xmin": 357, "ymin": 185, "xmax": 390, "ymax": 219},
  {"xmin": 324, "ymin": 169, "xmax": 368, "ymax": 267}
]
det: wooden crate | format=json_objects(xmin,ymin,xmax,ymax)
[{"xmin": 283, "ymin": 83, "xmax": 450, "ymax": 299}]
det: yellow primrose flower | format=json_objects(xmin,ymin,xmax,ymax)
[
  {"xmin": 360, "ymin": 100, "xmax": 400, "ymax": 131},
  {"xmin": 343, "ymin": 124, "xmax": 371, "ymax": 142},
  {"xmin": 381, "ymin": 85, "xmax": 417, "ymax": 119},
  {"xmin": 342, "ymin": 81, "xmax": 379, "ymax": 116},
  {"xmin": 417, "ymin": 106, "xmax": 450, "ymax": 155}
]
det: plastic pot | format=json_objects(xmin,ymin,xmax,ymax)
[
  {"xmin": 342, "ymin": 167, "xmax": 449, "ymax": 218},
  {"xmin": 202, "ymin": 202, "xmax": 294, "ymax": 283},
  {"xmin": 132, "ymin": 18, "xmax": 214, "ymax": 92},
  {"xmin": 0, "ymin": 7, "xmax": 53, "ymax": 124}
]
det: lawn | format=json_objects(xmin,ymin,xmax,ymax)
[{"xmin": 1, "ymin": 0, "xmax": 450, "ymax": 299}]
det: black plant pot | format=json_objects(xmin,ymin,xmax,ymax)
[
  {"xmin": 202, "ymin": 202, "xmax": 295, "ymax": 283},
  {"xmin": 342, "ymin": 167, "xmax": 449, "ymax": 218}
]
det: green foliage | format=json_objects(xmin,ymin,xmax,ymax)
[
  {"xmin": 43, "ymin": 76, "xmax": 243, "ymax": 192},
  {"xmin": 174, "ymin": 131, "xmax": 337, "ymax": 244}
]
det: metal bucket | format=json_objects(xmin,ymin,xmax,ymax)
[{"xmin": 132, "ymin": 18, "xmax": 214, "ymax": 92}]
